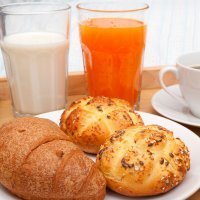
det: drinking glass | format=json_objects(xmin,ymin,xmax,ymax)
[
  {"xmin": 0, "ymin": 0, "xmax": 71, "ymax": 116},
  {"xmin": 77, "ymin": 1, "xmax": 148, "ymax": 109}
]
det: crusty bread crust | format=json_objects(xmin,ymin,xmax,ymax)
[
  {"xmin": 96, "ymin": 125, "xmax": 190, "ymax": 197},
  {"xmin": 0, "ymin": 117, "xmax": 106, "ymax": 200},
  {"xmin": 60, "ymin": 96, "xmax": 143, "ymax": 154}
]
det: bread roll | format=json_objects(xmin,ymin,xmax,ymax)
[
  {"xmin": 0, "ymin": 117, "xmax": 106, "ymax": 200},
  {"xmin": 96, "ymin": 125, "xmax": 190, "ymax": 197},
  {"xmin": 60, "ymin": 96, "xmax": 143, "ymax": 154}
]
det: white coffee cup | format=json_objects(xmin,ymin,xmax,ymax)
[{"xmin": 159, "ymin": 52, "xmax": 200, "ymax": 118}]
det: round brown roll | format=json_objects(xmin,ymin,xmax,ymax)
[
  {"xmin": 0, "ymin": 117, "xmax": 106, "ymax": 200},
  {"xmin": 96, "ymin": 125, "xmax": 190, "ymax": 197},
  {"xmin": 60, "ymin": 96, "xmax": 144, "ymax": 154}
]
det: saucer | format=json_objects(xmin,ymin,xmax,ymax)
[{"xmin": 151, "ymin": 84, "xmax": 200, "ymax": 127}]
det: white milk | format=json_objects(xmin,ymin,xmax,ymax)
[{"xmin": 1, "ymin": 32, "xmax": 69, "ymax": 115}]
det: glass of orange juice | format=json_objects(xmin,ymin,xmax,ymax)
[{"xmin": 77, "ymin": 1, "xmax": 148, "ymax": 109}]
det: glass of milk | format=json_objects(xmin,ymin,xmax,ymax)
[{"xmin": 0, "ymin": 0, "xmax": 71, "ymax": 117}]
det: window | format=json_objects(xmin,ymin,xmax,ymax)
[{"xmin": 0, "ymin": 0, "xmax": 199, "ymax": 76}]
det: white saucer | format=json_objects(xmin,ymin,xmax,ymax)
[{"xmin": 152, "ymin": 84, "xmax": 200, "ymax": 127}]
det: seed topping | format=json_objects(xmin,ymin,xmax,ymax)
[
  {"xmin": 110, "ymin": 130, "xmax": 125, "ymax": 143},
  {"xmin": 139, "ymin": 161, "xmax": 144, "ymax": 166},
  {"xmin": 169, "ymin": 153, "xmax": 174, "ymax": 158},
  {"xmin": 96, "ymin": 105, "xmax": 103, "ymax": 112},
  {"xmin": 160, "ymin": 158, "xmax": 164, "ymax": 165},
  {"xmin": 165, "ymin": 160, "xmax": 169, "ymax": 166},
  {"xmin": 121, "ymin": 158, "xmax": 134, "ymax": 169},
  {"xmin": 98, "ymin": 147, "xmax": 108, "ymax": 160}
]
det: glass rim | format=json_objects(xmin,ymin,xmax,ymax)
[
  {"xmin": 0, "ymin": 2, "xmax": 71, "ymax": 15},
  {"xmin": 76, "ymin": 1, "xmax": 149, "ymax": 13}
]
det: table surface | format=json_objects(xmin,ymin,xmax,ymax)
[{"xmin": 0, "ymin": 88, "xmax": 199, "ymax": 200}]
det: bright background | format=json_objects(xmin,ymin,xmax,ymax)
[{"xmin": 0, "ymin": 0, "xmax": 200, "ymax": 76}]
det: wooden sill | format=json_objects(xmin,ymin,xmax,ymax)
[{"xmin": 0, "ymin": 67, "xmax": 177, "ymax": 100}]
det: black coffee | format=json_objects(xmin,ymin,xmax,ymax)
[{"xmin": 191, "ymin": 66, "xmax": 200, "ymax": 70}]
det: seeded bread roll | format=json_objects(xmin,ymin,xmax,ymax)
[
  {"xmin": 0, "ymin": 117, "xmax": 106, "ymax": 200},
  {"xmin": 60, "ymin": 96, "xmax": 144, "ymax": 154},
  {"xmin": 96, "ymin": 125, "xmax": 190, "ymax": 197}
]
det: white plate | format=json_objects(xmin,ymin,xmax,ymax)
[
  {"xmin": 152, "ymin": 85, "xmax": 200, "ymax": 127},
  {"xmin": 1, "ymin": 110, "xmax": 200, "ymax": 200}
]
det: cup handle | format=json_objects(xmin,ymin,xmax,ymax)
[{"xmin": 159, "ymin": 66, "xmax": 188, "ymax": 107}]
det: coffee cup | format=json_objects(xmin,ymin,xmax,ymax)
[{"xmin": 159, "ymin": 51, "xmax": 200, "ymax": 118}]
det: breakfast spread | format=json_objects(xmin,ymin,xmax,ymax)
[{"xmin": 0, "ymin": 0, "xmax": 197, "ymax": 199}]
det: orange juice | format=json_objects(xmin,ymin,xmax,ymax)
[{"xmin": 79, "ymin": 18, "xmax": 147, "ymax": 106}]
